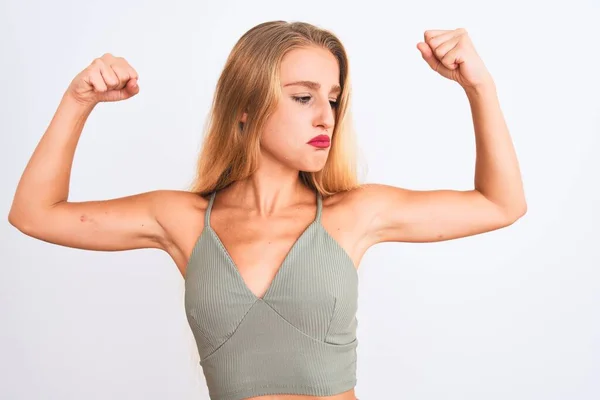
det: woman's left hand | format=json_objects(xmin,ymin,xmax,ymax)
[{"xmin": 417, "ymin": 28, "xmax": 494, "ymax": 90}]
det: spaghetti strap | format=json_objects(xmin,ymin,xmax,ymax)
[
  {"xmin": 205, "ymin": 191, "xmax": 216, "ymax": 227},
  {"xmin": 315, "ymin": 190, "xmax": 322, "ymax": 222}
]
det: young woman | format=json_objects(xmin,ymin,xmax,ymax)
[{"xmin": 8, "ymin": 21, "xmax": 526, "ymax": 400}]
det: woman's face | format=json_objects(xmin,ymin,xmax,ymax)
[{"xmin": 244, "ymin": 46, "xmax": 341, "ymax": 173}]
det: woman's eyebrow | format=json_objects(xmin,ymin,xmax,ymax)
[{"xmin": 283, "ymin": 80, "xmax": 341, "ymax": 95}]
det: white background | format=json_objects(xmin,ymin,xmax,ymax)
[{"xmin": 1, "ymin": 0, "xmax": 598, "ymax": 399}]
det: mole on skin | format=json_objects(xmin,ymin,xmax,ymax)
[{"xmin": 80, "ymin": 215, "xmax": 94, "ymax": 223}]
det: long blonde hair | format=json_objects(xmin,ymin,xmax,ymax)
[{"xmin": 187, "ymin": 20, "xmax": 363, "ymax": 198}]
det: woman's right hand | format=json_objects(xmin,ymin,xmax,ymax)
[{"xmin": 66, "ymin": 53, "xmax": 139, "ymax": 106}]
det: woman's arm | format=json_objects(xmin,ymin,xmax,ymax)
[
  {"xmin": 360, "ymin": 81, "xmax": 526, "ymax": 244},
  {"xmin": 467, "ymin": 82, "xmax": 526, "ymax": 214},
  {"xmin": 8, "ymin": 54, "xmax": 175, "ymax": 252},
  {"xmin": 352, "ymin": 29, "xmax": 526, "ymax": 245}
]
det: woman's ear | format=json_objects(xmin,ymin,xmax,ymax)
[{"xmin": 239, "ymin": 111, "xmax": 247, "ymax": 132}]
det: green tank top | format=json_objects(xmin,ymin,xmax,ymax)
[{"xmin": 184, "ymin": 189, "xmax": 359, "ymax": 400}]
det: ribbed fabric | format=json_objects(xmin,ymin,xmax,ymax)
[{"xmin": 184, "ymin": 189, "xmax": 359, "ymax": 400}]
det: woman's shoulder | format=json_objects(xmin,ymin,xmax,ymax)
[
  {"xmin": 322, "ymin": 184, "xmax": 371, "ymax": 212},
  {"xmin": 154, "ymin": 190, "xmax": 212, "ymax": 231},
  {"xmin": 147, "ymin": 189, "xmax": 208, "ymax": 231},
  {"xmin": 321, "ymin": 185, "xmax": 375, "ymax": 229},
  {"xmin": 152, "ymin": 189, "xmax": 210, "ymax": 216},
  {"xmin": 151, "ymin": 189, "xmax": 212, "ymax": 272}
]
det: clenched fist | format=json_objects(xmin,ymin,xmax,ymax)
[
  {"xmin": 66, "ymin": 53, "xmax": 139, "ymax": 106},
  {"xmin": 417, "ymin": 28, "xmax": 493, "ymax": 90}
]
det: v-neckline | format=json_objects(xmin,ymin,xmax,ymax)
[{"xmin": 206, "ymin": 190, "xmax": 321, "ymax": 302}]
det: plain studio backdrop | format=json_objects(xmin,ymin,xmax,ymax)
[{"xmin": 1, "ymin": 1, "xmax": 598, "ymax": 399}]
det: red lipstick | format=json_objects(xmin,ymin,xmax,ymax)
[{"xmin": 307, "ymin": 134, "xmax": 330, "ymax": 148}]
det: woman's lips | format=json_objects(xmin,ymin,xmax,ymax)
[{"xmin": 307, "ymin": 134, "xmax": 330, "ymax": 148}]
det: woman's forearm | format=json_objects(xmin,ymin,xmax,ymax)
[
  {"xmin": 9, "ymin": 92, "xmax": 96, "ymax": 223},
  {"xmin": 465, "ymin": 82, "xmax": 527, "ymax": 217}
]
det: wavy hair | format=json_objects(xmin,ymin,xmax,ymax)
[{"xmin": 187, "ymin": 20, "xmax": 363, "ymax": 198}]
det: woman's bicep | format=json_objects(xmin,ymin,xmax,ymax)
[
  {"xmin": 353, "ymin": 183, "xmax": 523, "ymax": 245},
  {"xmin": 9, "ymin": 190, "xmax": 172, "ymax": 252}
]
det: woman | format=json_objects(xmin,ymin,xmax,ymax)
[{"xmin": 8, "ymin": 20, "xmax": 526, "ymax": 400}]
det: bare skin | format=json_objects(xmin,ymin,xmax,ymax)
[
  {"xmin": 9, "ymin": 29, "xmax": 526, "ymax": 400},
  {"xmin": 167, "ymin": 185, "xmax": 368, "ymax": 280}
]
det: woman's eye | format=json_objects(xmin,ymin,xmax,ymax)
[
  {"xmin": 293, "ymin": 96, "xmax": 312, "ymax": 104},
  {"xmin": 292, "ymin": 96, "xmax": 338, "ymax": 108}
]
